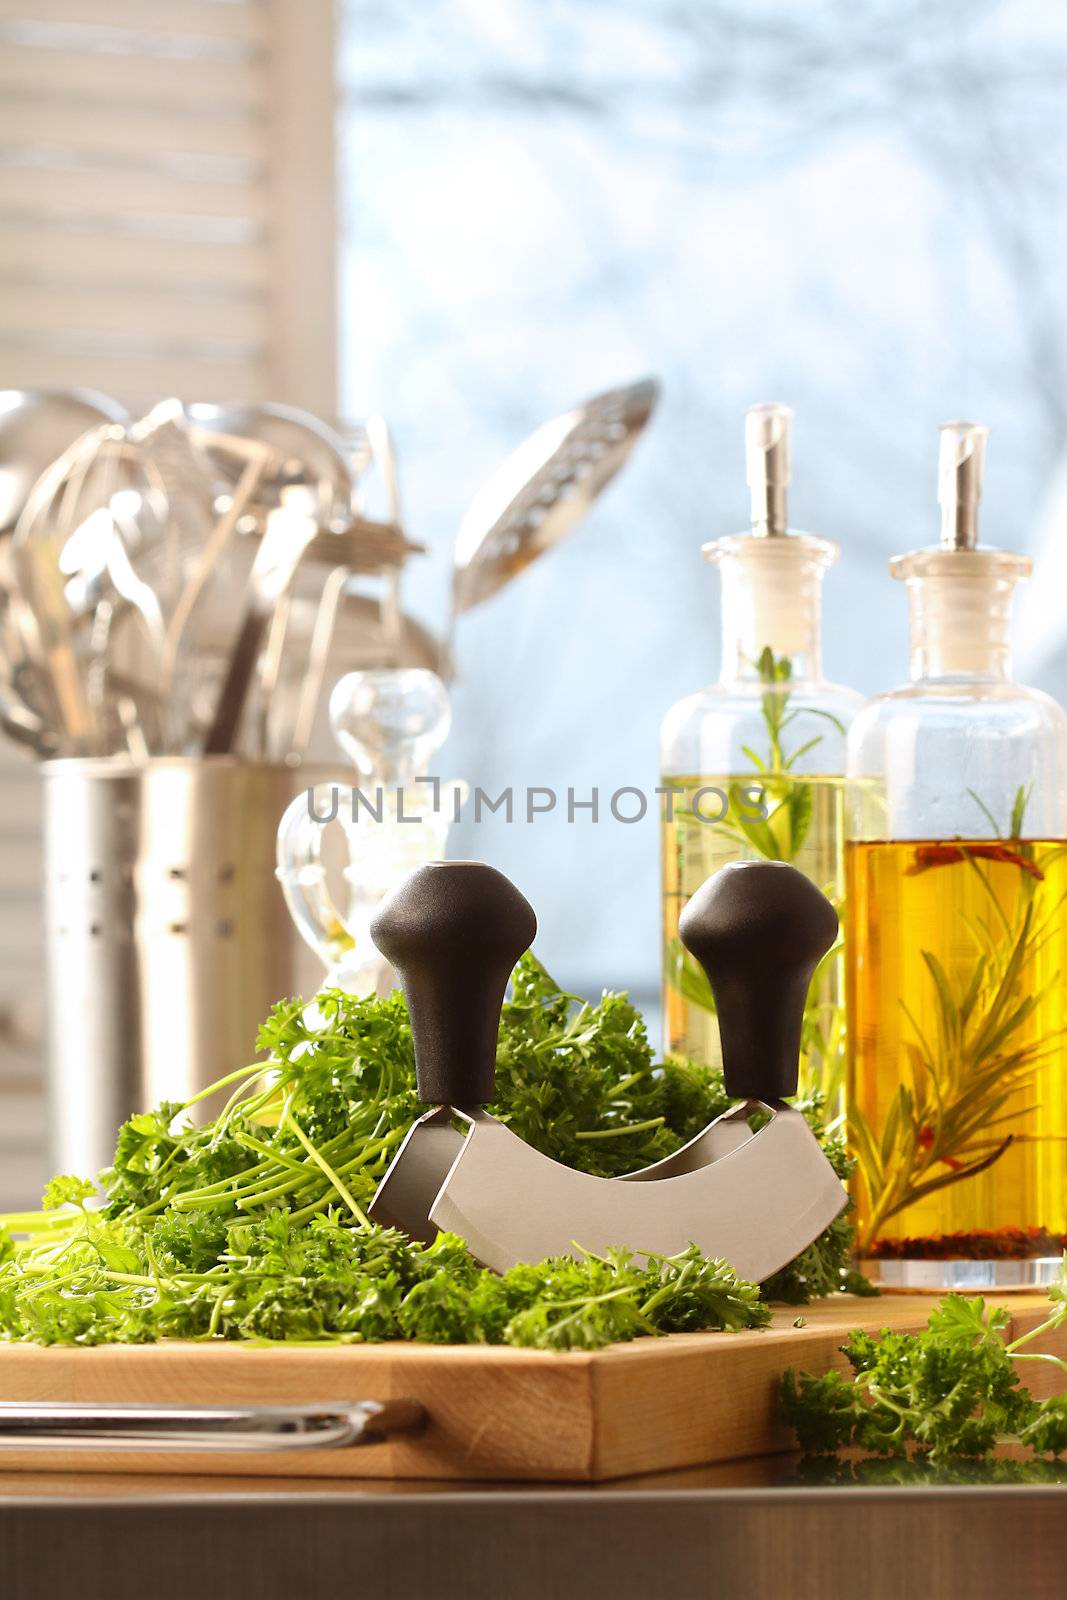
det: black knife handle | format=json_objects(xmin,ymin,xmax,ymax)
[
  {"xmin": 679, "ymin": 860, "xmax": 838, "ymax": 1101},
  {"xmin": 370, "ymin": 861, "xmax": 537, "ymax": 1107}
]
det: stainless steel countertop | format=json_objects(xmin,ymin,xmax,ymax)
[{"xmin": 0, "ymin": 1457, "xmax": 1064, "ymax": 1600}]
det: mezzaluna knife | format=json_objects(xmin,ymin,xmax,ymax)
[{"xmin": 368, "ymin": 859, "xmax": 845, "ymax": 1281}]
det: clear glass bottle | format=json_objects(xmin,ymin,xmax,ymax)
[
  {"xmin": 846, "ymin": 422, "xmax": 1067, "ymax": 1288},
  {"xmin": 276, "ymin": 668, "xmax": 465, "ymax": 997},
  {"xmin": 661, "ymin": 404, "xmax": 861, "ymax": 1109}
]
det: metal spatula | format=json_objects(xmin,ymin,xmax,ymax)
[
  {"xmin": 368, "ymin": 859, "xmax": 845, "ymax": 1281},
  {"xmin": 451, "ymin": 377, "xmax": 659, "ymax": 617}
]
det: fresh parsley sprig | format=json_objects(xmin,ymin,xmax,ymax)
[{"xmin": 779, "ymin": 1263, "xmax": 1067, "ymax": 1463}]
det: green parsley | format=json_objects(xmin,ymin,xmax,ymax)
[
  {"xmin": 779, "ymin": 1267, "xmax": 1067, "ymax": 1463},
  {"xmin": 0, "ymin": 957, "xmax": 850, "ymax": 1349}
]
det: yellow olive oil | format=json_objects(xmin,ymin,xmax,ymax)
[
  {"xmin": 846, "ymin": 838, "xmax": 1067, "ymax": 1265},
  {"xmin": 662, "ymin": 773, "xmax": 847, "ymax": 1109}
]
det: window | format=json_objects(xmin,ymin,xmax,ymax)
[{"xmin": 339, "ymin": 0, "xmax": 1067, "ymax": 996}]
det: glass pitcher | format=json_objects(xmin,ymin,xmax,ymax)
[{"xmin": 276, "ymin": 668, "xmax": 464, "ymax": 996}]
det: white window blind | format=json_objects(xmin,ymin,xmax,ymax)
[
  {"xmin": 0, "ymin": 0, "xmax": 338, "ymax": 413},
  {"xmin": 0, "ymin": 0, "xmax": 339, "ymax": 1205}
]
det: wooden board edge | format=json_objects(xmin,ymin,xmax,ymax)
[
  {"xmin": 585, "ymin": 1293, "xmax": 1067, "ymax": 1480},
  {"xmin": 0, "ymin": 1294, "xmax": 1061, "ymax": 1482}
]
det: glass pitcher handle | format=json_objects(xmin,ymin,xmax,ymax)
[{"xmin": 275, "ymin": 785, "xmax": 357, "ymax": 974}]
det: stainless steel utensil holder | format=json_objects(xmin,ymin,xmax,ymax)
[{"xmin": 42, "ymin": 757, "xmax": 338, "ymax": 1177}]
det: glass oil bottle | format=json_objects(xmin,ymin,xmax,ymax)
[
  {"xmin": 661, "ymin": 404, "xmax": 861, "ymax": 1110},
  {"xmin": 847, "ymin": 423, "xmax": 1067, "ymax": 1287}
]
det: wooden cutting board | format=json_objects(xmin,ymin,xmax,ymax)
[{"xmin": 0, "ymin": 1294, "xmax": 1061, "ymax": 1482}]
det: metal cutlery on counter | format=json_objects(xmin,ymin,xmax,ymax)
[{"xmin": 368, "ymin": 858, "xmax": 846, "ymax": 1281}]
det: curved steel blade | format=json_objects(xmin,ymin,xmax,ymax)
[
  {"xmin": 621, "ymin": 1101, "xmax": 754, "ymax": 1180},
  {"xmin": 429, "ymin": 1107, "xmax": 845, "ymax": 1281},
  {"xmin": 368, "ymin": 1107, "xmax": 466, "ymax": 1244}
]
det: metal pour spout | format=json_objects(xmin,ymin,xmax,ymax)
[
  {"xmin": 938, "ymin": 421, "xmax": 989, "ymax": 551},
  {"xmin": 745, "ymin": 402, "xmax": 792, "ymax": 537}
]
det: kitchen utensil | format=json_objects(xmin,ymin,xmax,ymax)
[
  {"xmin": 0, "ymin": 392, "xmax": 125, "ymax": 753},
  {"xmin": 622, "ymin": 860, "xmax": 838, "ymax": 1176},
  {"xmin": 157, "ymin": 430, "xmax": 274, "ymax": 707},
  {"xmin": 0, "ymin": 1293, "xmax": 1056, "ymax": 1482},
  {"xmin": 184, "ymin": 401, "xmax": 354, "ymax": 528},
  {"xmin": 257, "ymin": 517, "xmax": 427, "ymax": 762},
  {"xmin": 451, "ymin": 376, "xmax": 659, "ymax": 617},
  {"xmin": 342, "ymin": 419, "xmax": 374, "ymax": 484},
  {"xmin": 282, "ymin": 563, "xmax": 350, "ymax": 759},
  {"xmin": 0, "ymin": 680, "xmax": 54, "ymax": 756},
  {"xmin": 0, "ymin": 387, "xmax": 126, "ymax": 537},
  {"xmin": 129, "ymin": 402, "xmax": 227, "ymax": 633},
  {"xmin": 8, "ymin": 421, "xmax": 131, "ymax": 748},
  {"xmin": 203, "ymin": 484, "xmax": 322, "ymax": 754},
  {"xmin": 61, "ymin": 489, "xmax": 170, "ymax": 750},
  {"xmin": 301, "ymin": 517, "xmax": 424, "ymax": 572},
  {"xmin": 258, "ymin": 414, "xmax": 422, "ymax": 758},
  {"xmin": 368, "ymin": 860, "xmax": 845, "ymax": 1281},
  {"xmin": 0, "ymin": 1399, "xmax": 421, "ymax": 1453},
  {"xmin": 270, "ymin": 591, "xmax": 443, "ymax": 763},
  {"xmin": 6, "ymin": 399, "xmax": 277, "ymax": 756},
  {"xmin": 148, "ymin": 408, "xmax": 323, "ymax": 754},
  {"xmin": 0, "ymin": 390, "xmax": 535, "ymax": 766},
  {"xmin": 256, "ymin": 588, "xmax": 294, "ymax": 754},
  {"xmin": 265, "ymin": 515, "xmax": 428, "ymax": 758},
  {"xmin": 95, "ymin": 500, "xmax": 168, "ymax": 660},
  {"xmin": 14, "ymin": 417, "xmax": 211, "ymax": 753},
  {"xmin": 0, "ymin": 591, "xmax": 55, "ymax": 756},
  {"xmin": 11, "ymin": 409, "xmax": 223, "ymax": 754},
  {"xmin": 364, "ymin": 414, "xmax": 403, "ymax": 528},
  {"xmin": 184, "ymin": 405, "xmax": 416, "ymax": 751},
  {"xmin": 362, "ymin": 414, "xmax": 408, "ymax": 653}
]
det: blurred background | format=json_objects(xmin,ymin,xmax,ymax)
[
  {"xmin": 340, "ymin": 0, "xmax": 1067, "ymax": 996},
  {"xmin": 1, "ymin": 0, "xmax": 1066, "ymax": 1201}
]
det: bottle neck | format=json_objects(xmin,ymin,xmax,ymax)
[
  {"xmin": 710, "ymin": 534, "xmax": 833, "ymax": 686},
  {"xmin": 891, "ymin": 548, "xmax": 1030, "ymax": 684},
  {"xmin": 906, "ymin": 580, "xmax": 1012, "ymax": 681}
]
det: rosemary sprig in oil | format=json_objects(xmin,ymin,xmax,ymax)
[
  {"xmin": 666, "ymin": 648, "xmax": 847, "ymax": 1104},
  {"xmin": 851, "ymin": 794, "xmax": 1067, "ymax": 1254}
]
